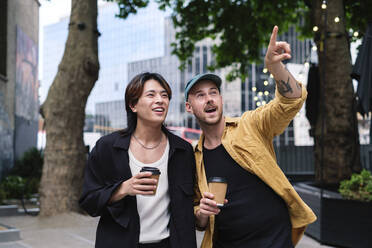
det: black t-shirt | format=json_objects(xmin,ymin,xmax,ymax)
[{"xmin": 203, "ymin": 144, "xmax": 293, "ymax": 248}]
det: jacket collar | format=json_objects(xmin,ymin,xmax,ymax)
[
  {"xmin": 113, "ymin": 132, "xmax": 131, "ymax": 150},
  {"xmin": 112, "ymin": 126, "xmax": 187, "ymax": 151},
  {"xmin": 163, "ymin": 126, "xmax": 188, "ymax": 151},
  {"xmin": 225, "ymin": 116, "xmax": 239, "ymax": 126}
]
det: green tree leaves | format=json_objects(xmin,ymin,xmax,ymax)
[{"xmin": 113, "ymin": 0, "xmax": 372, "ymax": 80}]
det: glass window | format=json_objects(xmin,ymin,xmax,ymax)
[
  {"xmin": 180, "ymin": 102, "xmax": 184, "ymax": 113},
  {"xmin": 210, "ymin": 46, "xmax": 216, "ymax": 67},
  {"xmin": 188, "ymin": 59, "xmax": 192, "ymax": 73},
  {"xmin": 195, "ymin": 121, "xmax": 200, "ymax": 130},
  {"xmin": 169, "ymin": 129, "xmax": 182, "ymax": 137},
  {"xmin": 277, "ymin": 121, "xmax": 295, "ymax": 146},
  {"xmin": 0, "ymin": 0, "xmax": 7, "ymax": 77},
  {"xmin": 202, "ymin": 46, "xmax": 208, "ymax": 73},
  {"xmin": 195, "ymin": 46, "xmax": 200, "ymax": 74},
  {"xmin": 185, "ymin": 131, "xmax": 201, "ymax": 140},
  {"xmin": 187, "ymin": 116, "xmax": 193, "ymax": 128},
  {"xmin": 241, "ymin": 80, "xmax": 246, "ymax": 111},
  {"xmin": 180, "ymin": 70, "xmax": 185, "ymax": 91}
]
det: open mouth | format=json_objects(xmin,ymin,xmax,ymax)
[
  {"xmin": 153, "ymin": 107, "xmax": 165, "ymax": 113},
  {"xmin": 205, "ymin": 107, "xmax": 217, "ymax": 113}
]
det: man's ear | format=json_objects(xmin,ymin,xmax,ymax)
[{"xmin": 185, "ymin": 101, "xmax": 193, "ymax": 114}]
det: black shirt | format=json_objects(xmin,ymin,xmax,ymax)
[{"xmin": 203, "ymin": 144, "xmax": 293, "ymax": 248}]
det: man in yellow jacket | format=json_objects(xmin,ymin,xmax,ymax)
[{"xmin": 185, "ymin": 26, "xmax": 316, "ymax": 248}]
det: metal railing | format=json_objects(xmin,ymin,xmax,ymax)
[{"xmin": 274, "ymin": 145, "xmax": 372, "ymax": 178}]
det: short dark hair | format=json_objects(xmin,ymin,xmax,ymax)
[{"xmin": 121, "ymin": 72, "xmax": 172, "ymax": 135}]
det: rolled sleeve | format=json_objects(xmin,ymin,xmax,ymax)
[{"xmin": 250, "ymin": 83, "xmax": 307, "ymax": 139}]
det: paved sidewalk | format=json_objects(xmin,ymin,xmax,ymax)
[{"xmin": 0, "ymin": 213, "xmax": 334, "ymax": 248}]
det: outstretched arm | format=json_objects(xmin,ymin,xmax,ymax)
[{"xmin": 265, "ymin": 26, "xmax": 302, "ymax": 99}]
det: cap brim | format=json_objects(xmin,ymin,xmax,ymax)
[{"xmin": 185, "ymin": 73, "xmax": 222, "ymax": 100}]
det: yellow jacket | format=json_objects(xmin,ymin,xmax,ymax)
[{"xmin": 193, "ymin": 85, "xmax": 317, "ymax": 247}]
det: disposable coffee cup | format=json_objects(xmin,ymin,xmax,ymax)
[
  {"xmin": 140, "ymin": 167, "xmax": 161, "ymax": 195},
  {"xmin": 208, "ymin": 177, "xmax": 227, "ymax": 207}
]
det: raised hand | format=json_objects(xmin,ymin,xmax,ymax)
[
  {"xmin": 264, "ymin": 26, "xmax": 302, "ymax": 98},
  {"xmin": 264, "ymin": 26, "xmax": 291, "ymax": 72}
]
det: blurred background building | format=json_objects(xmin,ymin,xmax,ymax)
[
  {"xmin": 0, "ymin": 0, "xmax": 40, "ymax": 179},
  {"xmin": 127, "ymin": 17, "xmax": 242, "ymax": 131},
  {"xmin": 40, "ymin": 1, "xmax": 314, "ymax": 146},
  {"xmin": 41, "ymin": 2, "xmax": 167, "ymax": 118},
  {"xmin": 40, "ymin": 2, "xmax": 168, "ymax": 146},
  {"xmin": 127, "ymin": 17, "xmax": 314, "ymax": 146}
]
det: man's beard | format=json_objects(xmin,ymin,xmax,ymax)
[{"xmin": 197, "ymin": 111, "xmax": 223, "ymax": 126}]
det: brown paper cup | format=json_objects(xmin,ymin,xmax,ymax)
[
  {"xmin": 208, "ymin": 177, "xmax": 227, "ymax": 207},
  {"xmin": 140, "ymin": 167, "xmax": 161, "ymax": 196},
  {"xmin": 149, "ymin": 174, "xmax": 160, "ymax": 195}
]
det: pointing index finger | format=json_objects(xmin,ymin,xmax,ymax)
[{"xmin": 269, "ymin": 26, "xmax": 278, "ymax": 46}]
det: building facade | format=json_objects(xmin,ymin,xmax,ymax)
[
  {"xmin": 95, "ymin": 100, "xmax": 126, "ymax": 134},
  {"xmin": 0, "ymin": 0, "xmax": 40, "ymax": 179},
  {"xmin": 127, "ymin": 18, "xmax": 313, "ymax": 147},
  {"xmin": 127, "ymin": 18, "xmax": 242, "ymax": 130},
  {"xmin": 41, "ymin": 2, "xmax": 169, "ymax": 136},
  {"xmin": 42, "ymin": 2, "xmax": 313, "ymax": 144},
  {"xmin": 42, "ymin": 2, "xmax": 167, "ymax": 115}
]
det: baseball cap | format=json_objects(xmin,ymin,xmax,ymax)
[{"xmin": 184, "ymin": 73, "xmax": 222, "ymax": 101}]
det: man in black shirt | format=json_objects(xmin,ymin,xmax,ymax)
[
  {"xmin": 184, "ymin": 26, "xmax": 316, "ymax": 247},
  {"xmin": 203, "ymin": 145, "xmax": 293, "ymax": 247}
]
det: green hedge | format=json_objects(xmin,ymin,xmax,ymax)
[
  {"xmin": 339, "ymin": 169, "xmax": 372, "ymax": 202},
  {"xmin": 0, "ymin": 147, "xmax": 43, "ymax": 203}
]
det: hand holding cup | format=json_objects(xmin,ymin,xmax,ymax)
[
  {"xmin": 109, "ymin": 171, "xmax": 157, "ymax": 204},
  {"xmin": 199, "ymin": 176, "xmax": 228, "ymax": 217},
  {"xmin": 195, "ymin": 192, "xmax": 228, "ymax": 229},
  {"xmin": 198, "ymin": 192, "xmax": 227, "ymax": 217},
  {"xmin": 140, "ymin": 167, "xmax": 161, "ymax": 195},
  {"xmin": 208, "ymin": 177, "xmax": 228, "ymax": 207},
  {"xmin": 122, "ymin": 171, "xmax": 158, "ymax": 196}
]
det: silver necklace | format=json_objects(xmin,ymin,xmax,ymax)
[{"xmin": 132, "ymin": 134, "xmax": 162, "ymax": 150}]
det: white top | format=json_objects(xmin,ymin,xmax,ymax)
[{"xmin": 128, "ymin": 140, "xmax": 170, "ymax": 243}]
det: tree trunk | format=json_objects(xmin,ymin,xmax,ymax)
[
  {"xmin": 39, "ymin": 0, "xmax": 99, "ymax": 216},
  {"xmin": 312, "ymin": 0, "xmax": 361, "ymax": 185}
]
